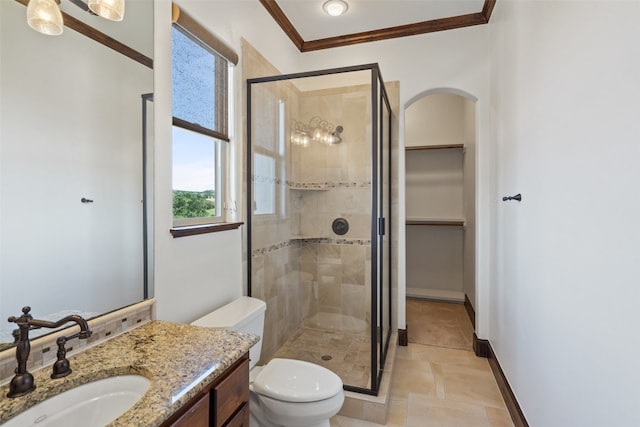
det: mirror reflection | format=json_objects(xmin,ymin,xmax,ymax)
[{"xmin": 0, "ymin": 0, "xmax": 154, "ymax": 347}]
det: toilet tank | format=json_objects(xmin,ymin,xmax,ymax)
[{"xmin": 191, "ymin": 296, "xmax": 266, "ymax": 369}]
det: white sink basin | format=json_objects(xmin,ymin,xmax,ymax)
[{"xmin": 3, "ymin": 375, "xmax": 150, "ymax": 427}]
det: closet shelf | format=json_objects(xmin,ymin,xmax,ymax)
[
  {"xmin": 405, "ymin": 144, "xmax": 464, "ymax": 151},
  {"xmin": 406, "ymin": 217, "xmax": 465, "ymax": 227}
]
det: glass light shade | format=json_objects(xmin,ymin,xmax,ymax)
[
  {"xmin": 323, "ymin": 0, "xmax": 348, "ymax": 17},
  {"xmin": 27, "ymin": 0, "xmax": 63, "ymax": 36},
  {"xmin": 88, "ymin": 0, "xmax": 125, "ymax": 22}
]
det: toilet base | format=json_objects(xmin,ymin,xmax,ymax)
[
  {"xmin": 249, "ymin": 391, "xmax": 336, "ymax": 427},
  {"xmin": 250, "ymin": 412, "xmax": 329, "ymax": 427}
]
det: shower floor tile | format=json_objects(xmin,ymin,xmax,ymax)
[{"xmin": 268, "ymin": 327, "xmax": 373, "ymax": 389}]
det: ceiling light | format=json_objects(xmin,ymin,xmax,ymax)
[
  {"xmin": 323, "ymin": 0, "xmax": 348, "ymax": 17},
  {"xmin": 88, "ymin": 0, "xmax": 125, "ymax": 21},
  {"xmin": 27, "ymin": 0, "xmax": 64, "ymax": 36},
  {"xmin": 24, "ymin": 0, "xmax": 126, "ymax": 36}
]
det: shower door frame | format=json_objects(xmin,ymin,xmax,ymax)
[{"xmin": 246, "ymin": 63, "xmax": 393, "ymax": 396}]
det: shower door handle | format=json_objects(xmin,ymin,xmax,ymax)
[{"xmin": 378, "ymin": 217, "xmax": 386, "ymax": 235}]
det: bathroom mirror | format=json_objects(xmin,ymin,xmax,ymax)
[{"xmin": 0, "ymin": 0, "xmax": 154, "ymax": 348}]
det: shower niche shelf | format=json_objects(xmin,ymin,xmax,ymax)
[{"xmin": 290, "ymin": 234, "xmax": 326, "ymax": 240}]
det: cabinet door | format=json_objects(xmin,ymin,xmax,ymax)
[
  {"xmin": 224, "ymin": 402, "xmax": 250, "ymax": 427},
  {"xmin": 213, "ymin": 358, "xmax": 250, "ymax": 427},
  {"xmin": 170, "ymin": 393, "xmax": 209, "ymax": 427}
]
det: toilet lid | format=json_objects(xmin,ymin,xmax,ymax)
[{"xmin": 252, "ymin": 358, "xmax": 343, "ymax": 403}]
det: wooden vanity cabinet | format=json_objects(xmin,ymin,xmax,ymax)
[
  {"xmin": 162, "ymin": 353, "xmax": 250, "ymax": 427},
  {"xmin": 169, "ymin": 393, "xmax": 210, "ymax": 427},
  {"xmin": 212, "ymin": 354, "xmax": 250, "ymax": 427}
]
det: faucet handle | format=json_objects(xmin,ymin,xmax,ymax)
[
  {"xmin": 8, "ymin": 306, "xmax": 33, "ymax": 324},
  {"xmin": 51, "ymin": 336, "xmax": 72, "ymax": 379}
]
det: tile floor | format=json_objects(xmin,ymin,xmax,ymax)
[
  {"xmin": 330, "ymin": 300, "xmax": 514, "ymax": 427},
  {"xmin": 405, "ymin": 298, "xmax": 475, "ymax": 350}
]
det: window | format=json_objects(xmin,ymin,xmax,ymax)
[
  {"xmin": 253, "ymin": 152, "xmax": 276, "ymax": 215},
  {"xmin": 252, "ymin": 100, "xmax": 286, "ymax": 217},
  {"xmin": 172, "ymin": 126, "xmax": 222, "ymax": 224},
  {"xmin": 171, "ymin": 17, "xmax": 231, "ymax": 227}
]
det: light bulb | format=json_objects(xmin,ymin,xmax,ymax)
[
  {"xmin": 88, "ymin": 0, "xmax": 125, "ymax": 22},
  {"xmin": 27, "ymin": 0, "xmax": 63, "ymax": 36},
  {"xmin": 323, "ymin": 0, "xmax": 348, "ymax": 17}
]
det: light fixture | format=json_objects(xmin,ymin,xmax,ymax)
[
  {"xmin": 25, "ymin": 0, "xmax": 126, "ymax": 36},
  {"xmin": 291, "ymin": 117, "xmax": 344, "ymax": 146},
  {"xmin": 88, "ymin": 0, "xmax": 125, "ymax": 22},
  {"xmin": 27, "ymin": 0, "xmax": 64, "ymax": 36},
  {"xmin": 322, "ymin": 0, "xmax": 348, "ymax": 17}
]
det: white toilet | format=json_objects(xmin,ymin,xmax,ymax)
[{"xmin": 192, "ymin": 296, "xmax": 344, "ymax": 427}]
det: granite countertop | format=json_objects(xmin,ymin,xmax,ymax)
[{"xmin": 0, "ymin": 320, "xmax": 259, "ymax": 426}]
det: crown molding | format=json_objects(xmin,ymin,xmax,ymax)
[{"xmin": 259, "ymin": 0, "xmax": 497, "ymax": 52}]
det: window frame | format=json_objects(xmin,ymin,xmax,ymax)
[
  {"xmin": 171, "ymin": 123, "xmax": 226, "ymax": 227},
  {"xmin": 170, "ymin": 16, "xmax": 233, "ymax": 231},
  {"xmin": 252, "ymin": 150, "xmax": 277, "ymax": 217},
  {"xmin": 250, "ymin": 99, "xmax": 287, "ymax": 220}
]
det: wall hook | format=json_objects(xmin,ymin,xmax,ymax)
[
  {"xmin": 502, "ymin": 194, "xmax": 522, "ymax": 202},
  {"xmin": 81, "ymin": 197, "xmax": 94, "ymax": 203}
]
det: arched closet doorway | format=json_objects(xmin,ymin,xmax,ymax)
[{"xmin": 404, "ymin": 89, "xmax": 477, "ymax": 346}]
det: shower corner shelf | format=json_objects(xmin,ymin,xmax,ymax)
[
  {"xmin": 291, "ymin": 234, "xmax": 329, "ymax": 241},
  {"xmin": 405, "ymin": 217, "xmax": 466, "ymax": 227},
  {"xmin": 292, "ymin": 234, "xmax": 319, "ymax": 239}
]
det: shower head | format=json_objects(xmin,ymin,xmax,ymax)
[{"xmin": 331, "ymin": 125, "xmax": 344, "ymax": 144}]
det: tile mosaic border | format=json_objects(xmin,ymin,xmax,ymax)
[
  {"xmin": 251, "ymin": 175, "xmax": 371, "ymax": 190},
  {"xmin": 289, "ymin": 180, "xmax": 371, "ymax": 189},
  {"xmin": 251, "ymin": 237, "xmax": 371, "ymax": 257},
  {"xmin": 0, "ymin": 299, "xmax": 155, "ymax": 384}
]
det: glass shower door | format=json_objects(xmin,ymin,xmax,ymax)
[
  {"xmin": 247, "ymin": 64, "xmax": 392, "ymax": 396},
  {"xmin": 372, "ymin": 70, "xmax": 392, "ymax": 390}
]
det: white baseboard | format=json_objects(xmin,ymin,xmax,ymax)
[{"xmin": 406, "ymin": 287, "xmax": 465, "ymax": 303}]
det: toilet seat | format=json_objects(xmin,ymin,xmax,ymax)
[{"xmin": 252, "ymin": 358, "xmax": 343, "ymax": 403}]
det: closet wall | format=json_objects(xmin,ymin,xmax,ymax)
[{"xmin": 405, "ymin": 93, "xmax": 476, "ymax": 307}]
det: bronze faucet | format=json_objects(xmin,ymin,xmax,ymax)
[{"xmin": 6, "ymin": 306, "xmax": 92, "ymax": 398}]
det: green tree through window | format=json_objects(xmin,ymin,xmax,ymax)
[{"xmin": 173, "ymin": 190, "xmax": 215, "ymax": 218}]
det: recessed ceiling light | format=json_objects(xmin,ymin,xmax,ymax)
[{"xmin": 323, "ymin": 0, "xmax": 348, "ymax": 17}]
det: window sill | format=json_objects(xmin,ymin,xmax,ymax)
[{"xmin": 170, "ymin": 222, "xmax": 243, "ymax": 238}]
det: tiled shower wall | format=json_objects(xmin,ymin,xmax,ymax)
[
  {"xmin": 302, "ymin": 241, "xmax": 371, "ymax": 322},
  {"xmin": 252, "ymin": 239, "xmax": 371, "ymax": 363},
  {"xmin": 251, "ymin": 242, "xmax": 303, "ymax": 363},
  {"xmin": 243, "ymin": 41, "xmax": 400, "ymax": 364},
  {"xmin": 251, "ymin": 79, "xmax": 376, "ymax": 362}
]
